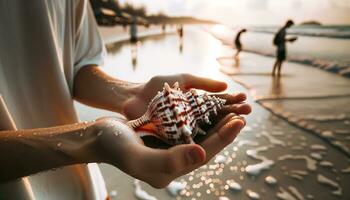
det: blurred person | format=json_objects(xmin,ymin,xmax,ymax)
[
  {"xmin": 0, "ymin": 0, "xmax": 251, "ymax": 199},
  {"xmin": 234, "ymin": 29, "xmax": 247, "ymax": 61},
  {"xmin": 272, "ymin": 20, "xmax": 298, "ymax": 76},
  {"xmin": 178, "ymin": 25, "xmax": 184, "ymax": 53},
  {"xmin": 178, "ymin": 25, "xmax": 184, "ymax": 38},
  {"xmin": 162, "ymin": 24, "xmax": 166, "ymax": 33},
  {"xmin": 130, "ymin": 15, "xmax": 138, "ymax": 43}
]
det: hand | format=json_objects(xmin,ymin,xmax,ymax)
[
  {"xmin": 122, "ymin": 73, "xmax": 249, "ymax": 119},
  {"xmin": 122, "ymin": 73, "xmax": 251, "ymax": 147},
  {"xmin": 94, "ymin": 114, "xmax": 246, "ymax": 188},
  {"xmin": 288, "ymin": 37, "xmax": 298, "ymax": 42}
]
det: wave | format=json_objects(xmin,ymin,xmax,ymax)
[
  {"xmin": 249, "ymin": 25, "xmax": 350, "ymax": 40},
  {"xmin": 250, "ymin": 30, "xmax": 350, "ymax": 40},
  {"xmin": 243, "ymin": 49, "xmax": 350, "ymax": 78},
  {"xmin": 207, "ymin": 26, "xmax": 350, "ymax": 78}
]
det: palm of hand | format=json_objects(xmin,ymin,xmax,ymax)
[{"xmin": 101, "ymin": 74, "xmax": 251, "ymax": 188}]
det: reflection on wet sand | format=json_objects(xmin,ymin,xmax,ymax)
[
  {"xmin": 106, "ymin": 33, "xmax": 174, "ymax": 54},
  {"xmin": 179, "ymin": 37, "xmax": 183, "ymax": 54},
  {"xmin": 270, "ymin": 75, "xmax": 284, "ymax": 98},
  {"xmin": 131, "ymin": 43, "xmax": 138, "ymax": 70}
]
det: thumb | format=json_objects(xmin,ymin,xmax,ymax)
[
  {"xmin": 139, "ymin": 144, "xmax": 206, "ymax": 175},
  {"xmin": 182, "ymin": 74, "xmax": 227, "ymax": 92}
]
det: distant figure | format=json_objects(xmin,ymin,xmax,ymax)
[
  {"xmin": 178, "ymin": 25, "xmax": 184, "ymax": 38},
  {"xmin": 272, "ymin": 20, "xmax": 298, "ymax": 76},
  {"xmin": 131, "ymin": 44, "xmax": 138, "ymax": 70},
  {"xmin": 130, "ymin": 16, "xmax": 138, "ymax": 43},
  {"xmin": 178, "ymin": 25, "xmax": 184, "ymax": 53},
  {"xmin": 234, "ymin": 29, "xmax": 247, "ymax": 60},
  {"xmin": 162, "ymin": 24, "xmax": 166, "ymax": 34}
]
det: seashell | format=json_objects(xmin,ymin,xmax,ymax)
[{"xmin": 127, "ymin": 82, "xmax": 226, "ymax": 145}]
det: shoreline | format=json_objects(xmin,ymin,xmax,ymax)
[
  {"xmin": 207, "ymin": 27, "xmax": 350, "ymax": 78},
  {"xmin": 99, "ymin": 25, "xmax": 176, "ymax": 45}
]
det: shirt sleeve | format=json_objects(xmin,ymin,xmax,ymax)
[{"xmin": 73, "ymin": 2, "xmax": 106, "ymax": 77}]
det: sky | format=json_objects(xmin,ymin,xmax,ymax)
[{"xmin": 118, "ymin": 0, "xmax": 350, "ymax": 26}]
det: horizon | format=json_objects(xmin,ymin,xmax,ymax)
[{"xmin": 117, "ymin": 0, "xmax": 350, "ymax": 26}]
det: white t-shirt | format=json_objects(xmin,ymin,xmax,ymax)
[{"xmin": 0, "ymin": 0, "xmax": 107, "ymax": 199}]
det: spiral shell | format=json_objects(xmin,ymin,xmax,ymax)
[{"xmin": 127, "ymin": 82, "xmax": 226, "ymax": 145}]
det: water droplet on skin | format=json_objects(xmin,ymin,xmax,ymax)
[
  {"xmin": 57, "ymin": 142, "xmax": 62, "ymax": 147},
  {"xmin": 80, "ymin": 132, "xmax": 84, "ymax": 137},
  {"xmin": 33, "ymin": 132, "xmax": 37, "ymax": 136},
  {"xmin": 18, "ymin": 134, "xmax": 22, "ymax": 137}
]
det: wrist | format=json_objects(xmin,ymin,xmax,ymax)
[
  {"xmin": 111, "ymin": 82, "xmax": 143, "ymax": 113},
  {"xmin": 92, "ymin": 118, "xmax": 140, "ymax": 168}
]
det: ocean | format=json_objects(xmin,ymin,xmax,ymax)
[{"xmin": 209, "ymin": 25, "xmax": 350, "ymax": 77}]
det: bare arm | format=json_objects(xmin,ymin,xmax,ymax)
[
  {"xmin": 0, "ymin": 121, "xmax": 100, "ymax": 182},
  {"xmin": 73, "ymin": 65, "xmax": 231, "ymax": 119},
  {"xmin": 73, "ymin": 65, "xmax": 141, "ymax": 114},
  {"xmin": 286, "ymin": 36, "xmax": 298, "ymax": 42}
]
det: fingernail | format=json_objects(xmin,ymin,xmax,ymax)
[
  {"xmin": 233, "ymin": 118, "xmax": 245, "ymax": 128},
  {"xmin": 188, "ymin": 148, "xmax": 200, "ymax": 164}
]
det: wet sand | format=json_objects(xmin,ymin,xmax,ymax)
[{"xmin": 75, "ymin": 26, "xmax": 350, "ymax": 200}]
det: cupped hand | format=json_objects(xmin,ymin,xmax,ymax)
[
  {"xmin": 122, "ymin": 74, "xmax": 230, "ymax": 119},
  {"xmin": 95, "ymin": 114, "xmax": 246, "ymax": 189}
]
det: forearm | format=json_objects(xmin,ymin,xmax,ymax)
[
  {"xmin": 0, "ymin": 121, "xmax": 101, "ymax": 182},
  {"xmin": 73, "ymin": 65, "xmax": 142, "ymax": 113}
]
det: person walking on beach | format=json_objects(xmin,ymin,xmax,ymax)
[
  {"xmin": 234, "ymin": 28, "xmax": 247, "ymax": 60},
  {"xmin": 178, "ymin": 25, "xmax": 184, "ymax": 38},
  {"xmin": 272, "ymin": 20, "xmax": 297, "ymax": 76},
  {"xmin": 130, "ymin": 15, "xmax": 138, "ymax": 43},
  {"xmin": 0, "ymin": 0, "xmax": 251, "ymax": 199}
]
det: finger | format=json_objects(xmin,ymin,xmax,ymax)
[
  {"xmin": 195, "ymin": 113, "xmax": 237, "ymax": 142},
  {"xmin": 218, "ymin": 103, "xmax": 252, "ymax": 116},
  {"xmin": 200, "ymin": 118, "xmax": 245, "ymax": 159},
  {"xmin": 210, "ymin": 113, "xmax": 242, "ymax": 133},
  {"xmin": 182, "ymin": 74, "xmax": 227, "ymax": 92},
  {"xmin": 123, "ymin": 97, "xmax": 148, "ymax": 119},
  {"xmin": 137, "ymin": 144, "xmax": 206, "ymax": 175},
  {"xmin": 212, "ymin": 93, "xmax": 247, "ymax": 104},
  {"xmin": 176, "ymin": 113, "xmax": 245, "ymax": 177}
]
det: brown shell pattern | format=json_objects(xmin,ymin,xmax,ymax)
[{"xmin": 127, "ymin": 82, "xmax": 226, "ymax": 145}]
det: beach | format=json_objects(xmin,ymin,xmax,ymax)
[{"xmin": 75, "ymin": 26, "xmax": 350, "ymax": 200}]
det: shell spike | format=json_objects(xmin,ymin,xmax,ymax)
[
  {"xmin": 181, "ymin": 125, "xmax": 192, "ymax": 136},
  {"xmin": 173, "ymin": 82, "xmax": 180, "ymax": 90},
  {"xmin": 164, "ymin": 82, "xmax": 171, "ymax": 92},
  {"xmin": 126, "ymin": 112, "xmax": 150, "ymax": 129},
  {"xmin": 195, "ymin": 126, "xmax": 206, "ymax": 135}
]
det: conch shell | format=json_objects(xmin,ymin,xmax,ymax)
[{"xmin": 127, "ymin": 82, "xmax": 226, "ymax": 145}]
